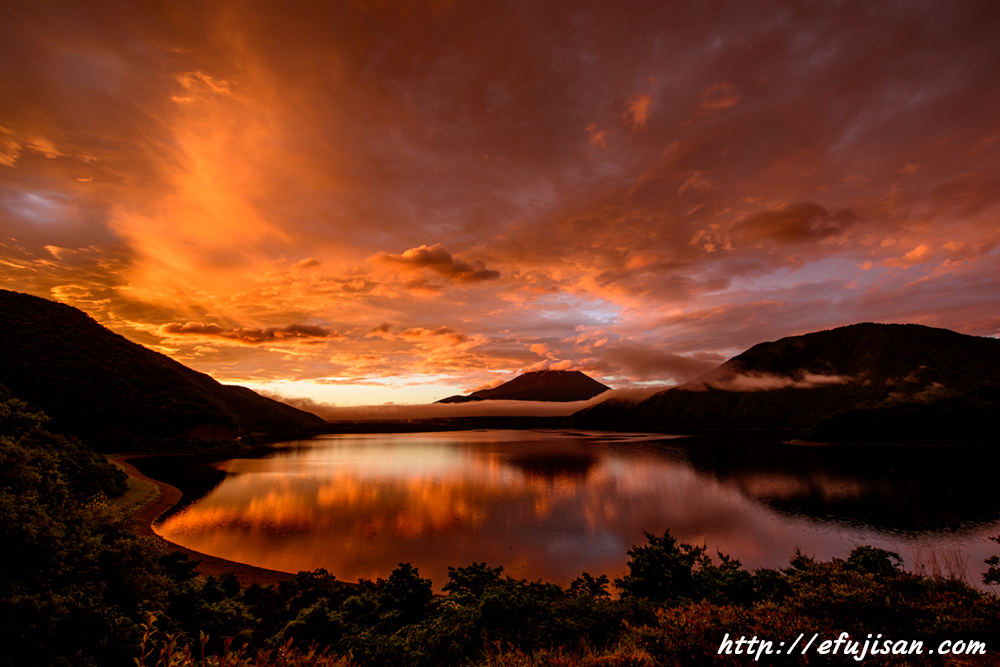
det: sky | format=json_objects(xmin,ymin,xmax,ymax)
[{"xmin": 2, "ymin": 0, "xmax": 999, "ymax": 409}]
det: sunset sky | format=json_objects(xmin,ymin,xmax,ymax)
[{"xmin": 2, "ymin": 0, "xmax": 999, "ymax": 408}]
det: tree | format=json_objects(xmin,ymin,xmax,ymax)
[
  {"xmin": 614, "ymin": 530, "xmax": 702, "ymax": 603},
  {"xmin": 986, "ymin": 536, "xmax": 1000, "ymax": 587}
]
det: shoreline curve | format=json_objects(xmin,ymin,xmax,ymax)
[{"xmin": 114, "ymin": 455, "xmax": 296, "ymax": 587}]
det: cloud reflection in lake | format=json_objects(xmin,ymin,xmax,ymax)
[{"xmin": 154, "ymin": 430, "xmax": 1000, "ymax": 589}]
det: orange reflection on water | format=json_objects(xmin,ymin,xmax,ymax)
[{"xmin": 154, "ymin": 431, "xmax": 1000, "ymax": 589}]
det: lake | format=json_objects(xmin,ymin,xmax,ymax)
[{"xmin": 150, "ymin": 429, "xmax": 1000, "ymax": 591}]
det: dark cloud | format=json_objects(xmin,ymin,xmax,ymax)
[
  {"xmin": 365, "ymin": 323, "xmax": 395, "ymax": 339},
  {"xmin": 372, "ymin": 244, "xmax": 500, "ymax": 283},
  {"xmin": 399, "ymin": 326, "xmax": 470, "ymax": 345},
  {"xmin": 929, "ymin": 167, "xmax": 1000, "ymax": 219},
  {"xmin": 599, "ymin": 345, "xmax": 725, "ymax": 383},
  {"xmin": 160, "ymin": 322, "xmax": 341, "ymax": 344},
  {"xmin": 731, "ymin": 203, "xmax": 859, "ymax": 245}
]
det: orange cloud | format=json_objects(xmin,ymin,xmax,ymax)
[
  {"xmin": 585, "ymin": 123, "xmax": 608, "ymax": 149},
  {"xmin": 527, "ymin": 358, "xmax": 575, "ymax": 372},
  {"xmin": 883, "ymin": 244, "xmax": 932, "ymax": 268},
  {"xmin": 697, "ymin": 82, "xmax": 739, "ymax": 114},
  {"xmin": 622, "ymin": 93, "xmax": 652, "ymax": 133},
  {"xmin": 0, "ymin": 140, "xmax": 19, "ymax": 166},
  {"xmin": 171, "ymin": 71, "xmax": 233, "ymax": 104},
  {"xmin": 399, "ymin": 326, "xmax": 470, "ymax": 345},
  {"xmin": 27, "ymin": 137, "xmax": 64, "ymax": 158}
]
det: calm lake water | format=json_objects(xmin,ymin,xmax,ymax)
[{"xmin": 151, "ymin": 429, "xmax": 1000, "ymax": 590}]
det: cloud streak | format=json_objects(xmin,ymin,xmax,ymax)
[
  {"xmin": 681, "ymin": 370, "xmax": 852, "ymax": 392},
  {"xmin": 159, "ymin": 322, "xmax": 342, "ymax": 345}
]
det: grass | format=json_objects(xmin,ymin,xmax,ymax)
[
  {"xmin": 106, "ymin": 456, "xmax": 160, "ymax": 515},
  {"xmin": 908, "ymin": 546, "xmax": 974, "ymax": 585}
]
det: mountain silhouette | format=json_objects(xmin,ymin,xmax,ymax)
[
  {"xmin": 0, "ymin": 290, "xmax": 324, "ymax": 450},
  {"xmin": 575, "ymin": 323, "xmax": 999, "ymax": 443},
  {"xmin": 438, "ymin": 370, "xmax": 610, "ymax": 403}
]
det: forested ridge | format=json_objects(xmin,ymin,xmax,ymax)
[
  {"xmin": 575, "ymin": 323, "xmax": 1000, "ymax": 444},
  {"xmin": 0, "ymin": 290, "xmax": 324, "ymax": 451}
]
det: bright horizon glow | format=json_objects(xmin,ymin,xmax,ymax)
[{"xmin": 245, "ymin": 378, "xmax": 472, "ymax": 408}]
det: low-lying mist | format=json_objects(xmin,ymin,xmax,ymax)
[
  {"xmin": 680, "ymin": 370, "xmax": 853, "ymax": 392},
  {"xmin": 263, "ymin": 387, "xmax": 669, "ymax": 421}
]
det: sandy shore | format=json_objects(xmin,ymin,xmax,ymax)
[{"xmin": 113, "ymin": 455, "xmax": 296, "ymax": 587}]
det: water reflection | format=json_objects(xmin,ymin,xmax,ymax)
[
  {"xmin": 152, "ymin": 430, "xmax": 1000, "ymax": 590},
  {"xmin": 677, "ymin": 435, "xmax": 1000, "ymax": 530}
]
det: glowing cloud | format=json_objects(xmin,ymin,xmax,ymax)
[
  {"xmin": 696, "ymin": 82, "xmax": 739, "ymax": 114},
  {"xmin": 884, "ymin": 244, "xmax": 933, "ymax": 268},
  {"xmin": 622, "ymin": 93, "xmax": 653, "ymax": 133},
  {"xmin": 585, "ymin": 123, "xmax": 608, "ymax": 149}
]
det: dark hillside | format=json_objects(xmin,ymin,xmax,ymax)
[
  {"xmin": 0, "ymin": 290, "xmax": 324, "ymax": 450},
  {"xmin": 801, "ymin": 382, "xmax": 1000, "ymax": 444},
  {"xmin": 576, "ymin": 323, "xmax": 1000, "ymax": 441},
  {"xmin": 694, "ymin": 322, "xmax": 1000, "ymax": 388}
]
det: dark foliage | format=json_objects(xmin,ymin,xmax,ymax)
[
  {"xmin": 132, "ymin": 535, "xmax": 1000, "ymax": 667},
  {"xmin": 803, "ymin": 382, "xmax": 999, "ymax": 444},
  {"xmin": 986, "ymin": 536, "xmax": 1000, "ymax": 587},
  {"xmin": 0, "ymin": 396, "xmax": 164, "ymax": 667},
  {"xmin": 3, "ymin": 386, "xmax": 999, "ymax": 666}
]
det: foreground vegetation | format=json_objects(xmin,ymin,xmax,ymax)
[{"xmin": 2, "ymin": 388, "xmax": 999, "ymax": 667}]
